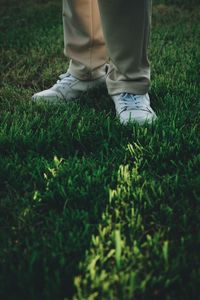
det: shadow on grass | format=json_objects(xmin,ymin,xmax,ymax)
[{"xmin": 0, "ymin": 86, "xmax": 130, "ymax": 300}]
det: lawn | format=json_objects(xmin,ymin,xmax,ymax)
[{"xmin": 0, "ymin": 1, "xmax": 200, "ymax": 299}]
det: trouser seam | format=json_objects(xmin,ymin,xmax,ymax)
[{"xmin": 89, "ymin": 0, "xmax": 93, "ymax": 80}]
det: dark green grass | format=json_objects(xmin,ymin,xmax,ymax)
[{"xmin": 0, "ymin": 1, "xmax": 200, "ymax": 299}]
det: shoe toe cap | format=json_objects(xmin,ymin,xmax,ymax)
[
  {"xmin": 120, "ymin": 110, "xmax": 157, "ymax": 125},
  {"xmin": 32, "ymin": 90, "xmax": 63, "ymax": 103}
]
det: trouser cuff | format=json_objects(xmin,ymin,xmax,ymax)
[
  {"xmin": 107, "ymin": 79, "xmax": 150, "ymax": 96},
  {"xmin": 68, "ymin": 59, "xmax": 108, "ymax": 81}
]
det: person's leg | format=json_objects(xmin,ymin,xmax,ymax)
[
  {"xmin": 32, "ymin": 0, "xmax": 108, "ymax": 103},
  {"xmin": 98, "ymin": 0, "xmax": 151, "ymax": 95},
  {"xmin": 98, "ymin": 0, "xmax": 156, "ymax": 124},
  {"xmin": 63, "ymin": 0, "xmax": 108, "ymax": 80}
]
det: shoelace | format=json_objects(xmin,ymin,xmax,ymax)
[
  {"xmin": 119, "ymin": 93, "xmax": 151, "ymax": 114},
  {"xmin": 53, "ymin": 73, "xmax": 76, "ymax": 88}
]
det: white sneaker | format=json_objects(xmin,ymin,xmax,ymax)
[
  {"xmin": 111, "ymin": 93, "xmax": 157, "ymax": 125},
  {"xmin": 32, "ymin": 72, "xmax": 106, "ymax": 104}
]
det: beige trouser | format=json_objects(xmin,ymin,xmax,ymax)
[{"xmin": 63, "ymin": 0, "xmax": 151, "ymax": 95}]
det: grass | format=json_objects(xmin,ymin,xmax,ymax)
[{"xmin": 0, "ymin": 1, "xmax": 200, "ymax": 299}]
